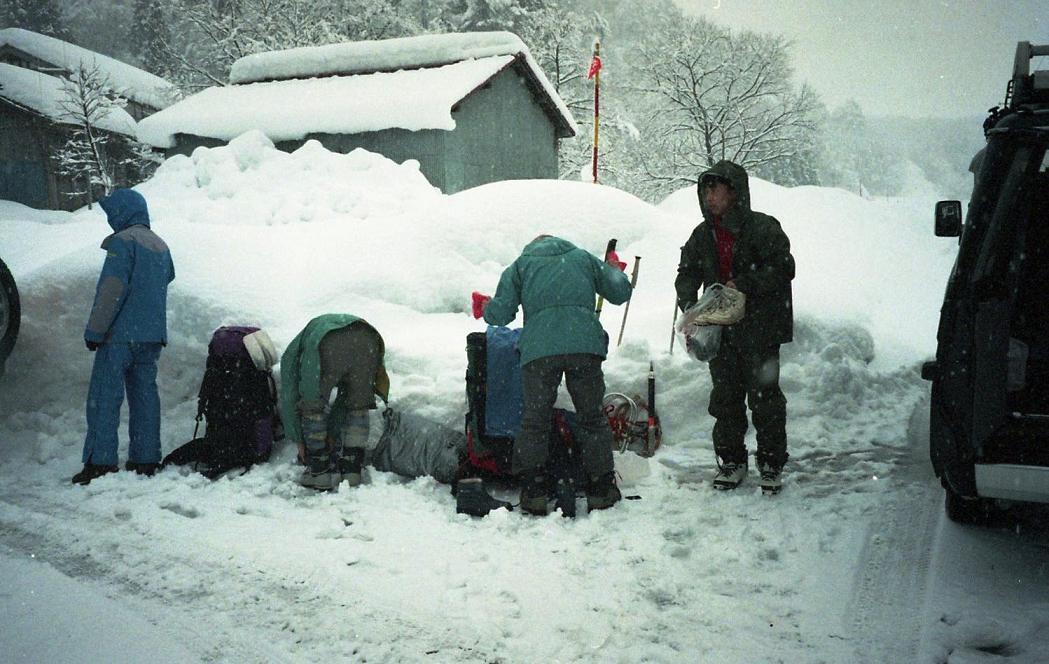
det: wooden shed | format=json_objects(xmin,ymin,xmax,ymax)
[
  {"xmin": 0, "ymin": 28, "xmax": 174, "ymax": 210},
  {"xmin": 138, "ymin": 32, "xmax": 577, "ymax": 194}
]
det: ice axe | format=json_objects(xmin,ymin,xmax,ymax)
[{"xmin": 616, "ymin": 256, "xmax": 641, "ymax": 347}]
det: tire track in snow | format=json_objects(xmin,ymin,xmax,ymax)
[{"xmin": 846, "ymin": 392, "xmax": 941, "ymax": 663}]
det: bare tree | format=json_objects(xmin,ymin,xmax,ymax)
[
  {"xmin": 159, "ymin": 0, "xmax": 423, "ymax": 91},
  {"xmin": 53, "ymin": 63, "xmax": 123, "ymax": 201},
  {"xmin": 53, "ymin": 63, "xmax": 160, "ymax": 204},
  {"xmin": 632, "ymin": 16, "xmax": 820, "ymax": 194}
]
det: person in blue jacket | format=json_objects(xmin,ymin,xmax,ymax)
[
  {"xmin": 73, "ymin": 189, "xmax": 175, "ymax": 485},
  {"xmin": 482, "ymin": 235, "xmax": 632, "ymax": 515}
]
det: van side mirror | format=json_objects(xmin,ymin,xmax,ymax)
[{"xmin": 935, "ymin": 201, "xmax": 962, "ymax": 237}]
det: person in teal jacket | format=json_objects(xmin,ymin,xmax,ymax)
[
  {"xmin": 483, "ymin": 235, "xmax": 632, "ymax": 514},
  {"xmin": 280, "ymin": 314, "xmax": 389, "ymax": 490}
]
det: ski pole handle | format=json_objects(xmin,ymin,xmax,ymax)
[
  {"xmin": 616, "ymin": 256, "xmax": 641, "ymax": 347},
  {"xmin": 595, "ymin": 238, "xmax": 618, "ymax": 318}
]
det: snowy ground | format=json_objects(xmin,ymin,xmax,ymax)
[{"xmin": 1, "ymin": 133, "xmax": 1047, "ymax": 663}]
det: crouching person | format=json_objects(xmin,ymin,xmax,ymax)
[
  {"xmin": 280, "ymin": 314, "xmax": 389, "ymax": 491},
  {"xmin": 483, "ymin": 235, "xmax": 632, "ymax": 514},
  {"xmin": 75, "ymin": 189, "xmax": 175, "ymax": 485}
]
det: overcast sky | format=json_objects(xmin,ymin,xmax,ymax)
[{"xmin": 675, "ymin": 0, "xmax": 1047, "ymax": 118}]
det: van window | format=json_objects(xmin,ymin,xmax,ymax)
[{"xmin": 970, "ymin": 145, "xmax": 1044, "ymax": 292}]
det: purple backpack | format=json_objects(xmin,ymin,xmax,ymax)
[{"xmin": 163, "ymin": 326, "xmax": 282, "ymax": 478}]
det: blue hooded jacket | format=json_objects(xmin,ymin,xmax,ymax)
[{"xmin": 85, "ymin": 189, "xmax": 175, "ymax": 344}]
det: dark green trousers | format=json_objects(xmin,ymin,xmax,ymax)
[
  {"xmin": 516, "ymin": 353, "xmax": 613, "ymax": 479},
  {"xmin": 708, "ymin": 342, "xmax": 788, "ymax": 469}
]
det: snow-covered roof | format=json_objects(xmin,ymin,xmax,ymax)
[
  {"xmin": 0, "ymin": 63, "xmax": 137, "ymax": 136},
  {"xmin": 0, "ymin": 27, "xmax": 175, "ymax": 110},
  {"xmin": 139, "ymin": 52, "xmax": 575, "ymax": 148},
  {"xmin": 228, "ymin": 31, "xmax": 575, "ymax": 135}
]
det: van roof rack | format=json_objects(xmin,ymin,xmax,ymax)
[{"xmin": 1006, "ymin": 41, "xmax": 1049, "ymax": 109}]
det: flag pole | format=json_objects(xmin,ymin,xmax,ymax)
[{"xmin": 591, "ymin": 41, "xmax": 600, "ymax": 184}]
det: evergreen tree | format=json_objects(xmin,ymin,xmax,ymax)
[
  {"xmin": 1, "ymin": 0, "xmax": 69, "ymax": 39},
  {"xmin": 131, "ymin": 0, "xmax": 171, "ymax": 75}
]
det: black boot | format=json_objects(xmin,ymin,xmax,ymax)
[
  {"xmin": 518, "ymin": 467, "xmax": 548, "ymax": 516},
  {"xmin": 586, "ymin": 471, "xmax": 622, "ymax": 512},
  {"xmin": 338, "ymin": 448, "xmax": 365, "ymax": 487},
  {"xmin": 125, "ymin": 461, "xmax": 159, "ymax": 477},
  {"xmin": 72, "ymin": 464, "xmax": 118, "ymax": 486},
  {"xmin": 455, "ymin": 478, "xmax": 513, "ymax": 517},
  {"xmin": 299, "ymin": 449, "xmax": 336, "ymax": 491}
]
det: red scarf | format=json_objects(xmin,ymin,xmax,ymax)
[{"xmin": 713, "ymin": 216, "xmax": 735, "ymax": 281}]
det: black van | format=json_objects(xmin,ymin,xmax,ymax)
[
  {"xmin": 922, "ymin": 42, "xmax": 1049, "ymax": 523},
  {"xmin": 0, "ymin": 256, "xmax": 18, "ymax": 378}
]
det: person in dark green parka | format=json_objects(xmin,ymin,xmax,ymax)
[
  {"xmin": 483, "ymin": 235, "xmax": 632, "ymax": 514},
  {"xmin": 675, "ymin": 160, "xmax": 795, "ymax": 494},
  {"xmin": 280, "ymin": 314, "xmax": 390, "ymax": 490}
]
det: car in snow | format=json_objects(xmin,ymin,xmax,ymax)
[
  {"xmin": 922, "ymin": 41, "xmax": 1049, "ymax": 523},
  {"xmin": 0, "ymin": 256, "xmax": 18, "ymax": 378}
]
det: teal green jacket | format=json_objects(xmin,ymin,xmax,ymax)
[
  {"xmin": 279, "ymin": 314, "xmax": 390, "ymax": 444},
  {"xmin": 484, "ymin": 236, "xmax": 633, "ymax": 366}
]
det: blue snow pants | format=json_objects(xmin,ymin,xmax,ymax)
[{"xmin": 82, "ymin": 342, "xmax": 163, "ymax": 466}]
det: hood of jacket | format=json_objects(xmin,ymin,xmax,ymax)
[
  {"xmin": 696, "ymin": 160, "xmax": 751, "ymax": 234},
  {"xmin": 100, "ymin": 189, "xmax": 150, "ymax": 233},
  {"xmin": 521, "ymin": 235, "xmax": 577, "ymax": 257}
]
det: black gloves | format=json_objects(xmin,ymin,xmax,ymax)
[{"xmin": 86, "ymin": 340, "xmax": 99, "ymax": 351}]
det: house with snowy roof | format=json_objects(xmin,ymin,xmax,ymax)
[
  {"xmin": 138, "ymin": 31, "xmax": 577, "ymax": 194},
  {"xmin": 0, "ymin": 28, "xmax": 176, "ymax": 210}
]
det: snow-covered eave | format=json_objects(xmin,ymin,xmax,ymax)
[
  {"xmin": 0, "ymin": 95, "xmax": 136, "ymax": 138},
  {"xmin": 0, "ymin": 28, "xmax": 176, "ymax": 110}
]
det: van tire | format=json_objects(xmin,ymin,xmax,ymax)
[
  {"xmin": 944, "ymin": 484, "xmax": 997, "ymax": 525},
  {"xmin": 0, "ymin": 258, "xmax": 19, "ymax": 376}
]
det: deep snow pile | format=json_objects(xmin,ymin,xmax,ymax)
[{"xmin": 4, "ymin": 132, "xmax": 1035, "ymax": 663}]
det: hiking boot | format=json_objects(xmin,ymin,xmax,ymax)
[
  {"xmin": 299, "ymin": 450, "xmax": 336, "ymax": 491},
  {"xmin": 456, "ymin": 478, "xmax": 513, "ymax": 517},
  {"xmin": 338, "ymin": 448, "xmax": 365, "ymax": 487},
  {"xmin": 72, "ymin": 464, "xmax": 118, "ymax": 485},
  {"xmin": 713, "ymin": 461, "xmax": 747, "ymax": 491},
  {"xmin": 759, "ymin": 464, "xmax": 783, "ymax": 495},
  {"xmin": 125, "ymin": 461, "xmax": 159, "ymax": 477},
  {"xmin": 518, "ymin": 467, "xmax": 548, "ymax": 516},
  {"xmin": 586, "ymin": 471, "xmax": 622, "ymax": 512}
]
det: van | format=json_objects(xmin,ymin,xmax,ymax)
[
  {"xmin": 0, "ymin": 257, "xmax": 18, "ymax": 378},
  {"xmin": 922, "ymin": 41, "xmax": 1049, "ymax": 523}
]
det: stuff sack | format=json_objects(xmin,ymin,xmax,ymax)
[
  {"xmin": 163, "ymin": 326, "xmax": 282, "ymax": 478},
  {"xmin": 462, "ymin": 327, "xmax": 584, "ymax": 489},
  {"xmin": 675, "ymin": 284, "xmax": 744, "ymax": 361}
]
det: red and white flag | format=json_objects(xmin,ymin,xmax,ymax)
[{"xmin": 587, "ymin": 54, "xmax": 602, "ymax": 80}]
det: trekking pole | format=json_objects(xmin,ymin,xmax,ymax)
[
  {"xmin": 646, "ymin": 360, "xmax": 657, "ymax": 456},
  {"xmin": 669, "ymin": 295, "xmax": 679, "ymax": 354},
  {"xmin": 595, "ymin": 238, "xmax": 617, "ymax": 318},
  {"xmin": 616, "ymin": 256, "xmax": 641, "ymax": 347}
]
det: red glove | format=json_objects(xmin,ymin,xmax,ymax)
[
  {"xmin": 607, "ymin": 250, "xmax": 627, "ymax": 272},
  {"xmin": 472, "ymin": 291, "xmax": 492, "ymax": 319}
]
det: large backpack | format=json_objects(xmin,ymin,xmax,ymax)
[
  {"xmin": 163, "ymin": 326, "xmax": 282, "ymax": 478},
  {"xmin": 462, "ymin": 327, "xmax": 582, "ymax": 485}
]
